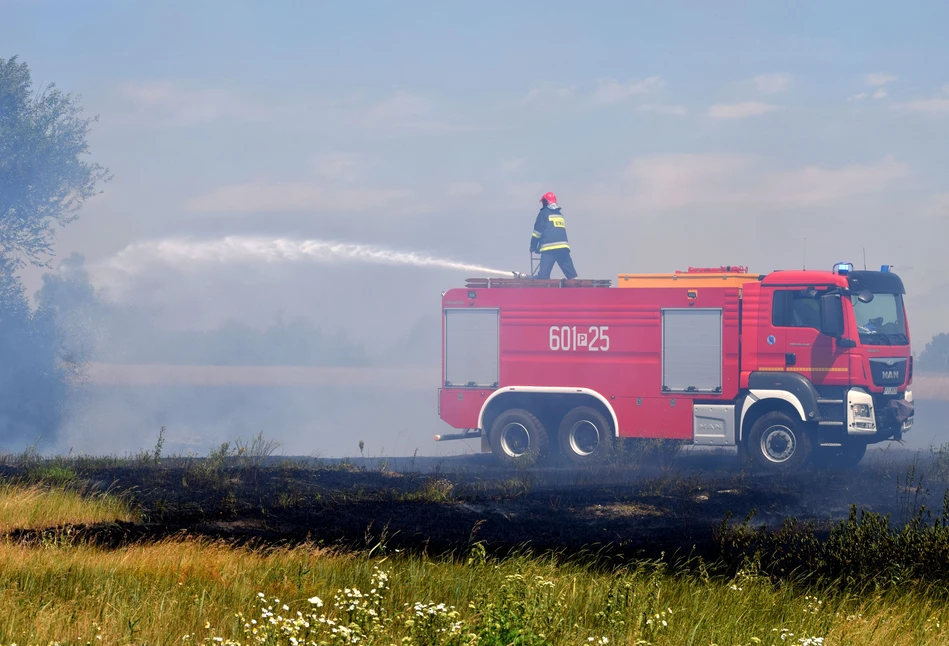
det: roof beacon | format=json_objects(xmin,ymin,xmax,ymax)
[
  {"xmin": 881, "ymin": 265, "xmax": 892, "ymax": 273},
  {"xmin": 833, "ymin": 262, "xmax": 854, "ymax": 276}
]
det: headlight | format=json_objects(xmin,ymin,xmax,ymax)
[{"xmin": 851, "ymin": 403, "xmax": 872, "ymax": 418}]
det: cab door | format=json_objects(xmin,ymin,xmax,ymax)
[
  {"xmin": 753, "ymin": 286, "xmax": 789, "ymax": 373},
  {"xmin": 773, "ymin": 288, "xmax": 851, "ymax": 387}
]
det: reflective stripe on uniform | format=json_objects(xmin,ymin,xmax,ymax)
[
  {"xmin": 539, "ymin": 242, "xmax": 570, "ymax": 252},
  {"xmin": 532, "ymin": 230, "xmax": 542, "ymax": 238}
]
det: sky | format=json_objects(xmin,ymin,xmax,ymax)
[{"xmin": 3, "ymin": 0, "xmax": 949, "ymax": 454}]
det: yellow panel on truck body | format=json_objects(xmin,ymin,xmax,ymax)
[{"xmin": 617, "ymin": 272, "xmax": 758, "ymax": 289}]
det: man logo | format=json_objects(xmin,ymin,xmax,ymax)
[{"xmin": 882, "ymin": 370, "xmax": 900, "ymax": 380}]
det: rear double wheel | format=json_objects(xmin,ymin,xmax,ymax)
[
  {"xmin": 489, "ymin": 408, "xmax": 549, "ymax": 467},
  {"xmin": 558, "ymin": 406, "xmax": 614, "ymax": 466},
  {"xmin": 745, "ymin": 410, "xmax": 811, "ymax": 473}
]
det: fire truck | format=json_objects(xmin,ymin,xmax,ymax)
[{"xmin": 435, "ymin": 263, "xmax": 915, "ymax": 472}]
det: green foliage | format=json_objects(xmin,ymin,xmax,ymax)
[
  {"xmin": 25, "ymin": 463, "xmax": 77, "ymax": 486},
  {"xmin": 475, "ymin": 572, "xmax": 565, "ymax": 645},
  {"xmin": 718, "ymin": 491, "xmax": 949, "ymax": 590},
  {"xmin": 0, "ymin": 56, "xmax": 111, "ymax": 268},
  {"xmin": 0, "ymin": 55, "xmax": 107, "ymax": 446}
]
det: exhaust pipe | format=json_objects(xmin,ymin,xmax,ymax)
[{"xmin": 434, "ymin": 429, "xmax": 483, "ymax": 442}]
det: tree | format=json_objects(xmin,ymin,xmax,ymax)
[
  {"xmin": 0, "ymin": 56, "xmax": 108, "ymax": 446},
  {"xmin": 0, "ymin": 255, "xmax": 69, "ymax": 444},
  {"xmin": 918, "ymin": 333, "xmax": 949, "ymax": 373},
  {"xmin": 1, "ymin": 55, "xmax": 111, "ymax": 269}
]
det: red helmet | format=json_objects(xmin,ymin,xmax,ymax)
[{"xmin": 540, "ymin": 191, "xmax": 557, "ymax": 204}]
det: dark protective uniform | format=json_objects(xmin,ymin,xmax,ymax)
[{"xmin": 530, "ymin": 202, "xmax": 578, "ymax": 279}]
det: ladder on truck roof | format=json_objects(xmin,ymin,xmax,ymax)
[{"xmin": 465, "ymin": 277, "xmax": 612, "ymax": 288}]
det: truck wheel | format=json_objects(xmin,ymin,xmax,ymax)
[
  {"xmin": 558, "ymin": 406, "xmax": 614, "ymax": 466},
  {"xmin": 746, "ymin": 411, "xmax": 811, "ymax": 473},
  {"xmin": 811, "ymin": 442, "xmax": 867, "ymax": 470},
  {"xmin": 489, "ymin": 409, "xmax": 549, "ymax": 467}
]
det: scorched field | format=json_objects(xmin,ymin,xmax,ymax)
[{"xmin": 3, "ymin": 434, "xmax": 949, "ymax": 645}]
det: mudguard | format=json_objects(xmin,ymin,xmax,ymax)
[{"xmin": 747, "ymin": 371, "xmax": 821, "ymax": 421}]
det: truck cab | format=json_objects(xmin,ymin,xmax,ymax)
[{"xmin": 740, "ymin": 263, "xmax": 913, "ymax": 466}]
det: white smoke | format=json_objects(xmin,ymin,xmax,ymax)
[{"xmin": 99, "ymin": 236, "xmax": 512, "ymax": 279}]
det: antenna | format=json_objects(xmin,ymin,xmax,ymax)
[
  {"xmin": 802, "ymin": 238, "xmax": 807, "ymax": 270},
  {"xmin": 863, "ymin": 248, "xmax": 867, "ymax": 270}
]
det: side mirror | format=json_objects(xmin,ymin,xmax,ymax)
[
  {"xmin": 857, "ymin": 290, "xmax": 874, "ymax": 303},
  {"xmin": 820, "ymin": 293, "xmax": 845, "ymax": 338}
]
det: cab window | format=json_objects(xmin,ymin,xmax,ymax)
[{"xmin": 772, "ymin": 290, "xmax": 821, "ymax": 329}]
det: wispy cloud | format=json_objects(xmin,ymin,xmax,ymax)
[
  {"xmin": 520, "ymin": 84, "xmax": 576, "ymax": 105},
  {"xmin": 590, "ymin": 76, "xmax": 664, "ymax": 105},
  {"xmin": 708, "ymin": 102, "xmax": 778, "ymax": 119},
  {"xmin": 499, "ymin": 159, "xmax": 526, "ymax": 173},
  {"xmin": 444, "ymin": 181, "xmax": 484, "ymax": 198},
  {"xmin": 638, "ymin": 104, "xmax": 688, "ymax": 116},
  {"xmin": 306, "ymin": 153, "xmax": 363, "ymax": 181},
  {"xmin": 848, "ymin": 73, "xmax": 898, "ymax": 102},
  {"xmin": 894, "ymin": 98, "xmax": 949, "ymax": 114},
  {"xmin": 580, "ymin": 153, "xmax": 911, "ymax": 213},
  {"xmin": 866, "ymin": 72, "xmax": 897, "ymax": 87},
  {"xmin": 184, "ymin": 152, "xmax": 417, "ymax": 215},
  {"xmin": 521, "ymin": 76, "xmax": 666, "ymax": 108},
  {"xmin": 109, "ymin": 80, "xmax": 468, "ymax": 135},
  {"xmin": 892, "ymin": 85, "xmax": 949, "ymax": 114},
  {"xmin": 753, "ymin": 73, "xmax": 792, "ymax": 94},
  {"xmin": 346, "ymin": 91, "xmax": 470, "ymax": 134},
  {"xmin": 111, "ymin": 80, "xmax": 270, "ymax": 127},
  {"xmin": 185, "ymin": 182, "xmax": 414, "ymax": 215}
]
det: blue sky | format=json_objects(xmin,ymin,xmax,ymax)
[{"xmin": 4, "ymin": 0, "xmax": 949, "ymax": 344}]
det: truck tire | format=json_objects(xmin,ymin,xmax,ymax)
[
  {"xmin": 811, "ymin": 441, "xmax": 867, "ymax": 470},
  {"xmin": 489, "ymin": 409, "xmax": 549, "ymax": 467},
  {"xmin": 746, "ymin": 410, "xmax": 811, "ymax": 473},
  {"xmin": 558, "ymin": 406, "xmax": 614, "ymax": 466}
]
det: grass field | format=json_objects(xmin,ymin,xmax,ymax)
[
  {"xmin": 2, "ymin": 527, "xmax": 949, "ymax": 645},
  {"xmin": 2, "ymin": 440, "xmax": 949, "ymax": 644}
]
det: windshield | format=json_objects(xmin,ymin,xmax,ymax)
[{"xmin": 851, "ymin": 293, "xmax": 908, "ymax": 345}]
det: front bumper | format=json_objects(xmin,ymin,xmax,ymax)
[{"xmin": 846, "ymin": 388, "xmax": 914, "ymax": 439}]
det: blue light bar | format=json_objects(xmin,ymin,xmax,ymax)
[
  {"xmin": 833, "ymin": 262, "xmax": 854, "ymax": 275},
  {"xmin": 881, "ymin": 264, "xmax": 891, "ymax": 273}
]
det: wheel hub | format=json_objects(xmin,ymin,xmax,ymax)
[
  {"xmin": 500, "ymin": 422, "xmax": 531, "ymax": 458},
  {"xmin": 760, "ymin": 424, "xmax": 795, "ymax": 463},
  {"xmin": 568, "ymin": 420, "xmax": 601, "ymax": 456}
]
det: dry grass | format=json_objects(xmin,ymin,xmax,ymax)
[
  {"xmin": 0, "ymin": 482, "xmax": 134, "ymax": 533},
  {"xmin": 0, "ymin": 536, "xmax": 946, "ymax": 644}
]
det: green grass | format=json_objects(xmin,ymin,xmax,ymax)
[{"xmin": 0, "ymin": 537, "xmax": 946, "ymax": 645}]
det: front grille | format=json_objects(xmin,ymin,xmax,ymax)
[{"xmin": 869, "ymin": 357, "xmax": 907, "ymax": 387}]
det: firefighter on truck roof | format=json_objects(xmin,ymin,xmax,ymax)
[{"xmin": 530, "ymin": 191, "xmax": 578, "ymax": 280}]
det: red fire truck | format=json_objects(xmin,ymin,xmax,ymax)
[{"xmin": 435, "ymin": 263, "xmax": 915, "ymax": 472}]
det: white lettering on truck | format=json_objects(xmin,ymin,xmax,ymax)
[{"xmin": 549, "ymin": 326, "xmax": 610, "ymax": 352}]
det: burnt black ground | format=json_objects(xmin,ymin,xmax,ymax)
[
  {"xmin": 4, "ymin": 441, "xmax": 946, "ymax": 567},
  {"xmin": 2, "ymin": 399, "xmax": 943, "ymax": 562}
]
